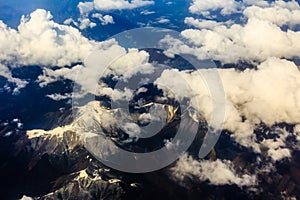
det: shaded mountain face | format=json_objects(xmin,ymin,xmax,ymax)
[{"xmin": 1, "ymin": 100, "xmax": 300, "ymax": 200}]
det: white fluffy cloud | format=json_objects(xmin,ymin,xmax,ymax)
[
  {"xmin": 64, "ymin": 14, "xmax": 114, "ymax": 30},
  {"xmin": 260, "ymin": 128, "xmax": 292, "ymax": 161},
  {"xmin": 0, "ymin": 9, "xmax": 96, "ymax": 67},
  {"xmin": 154, "ymin": 58, "xmax": 300, "ymax": 155},
  {"xmin": 176, "ymin": 1, "xmax": 300, "ymax": 64},
  {"xmin": 92, "ymin": 13, "xmax": 114, "ymax": 25},
  {"xmin": 38, "ymin": 39, "xmax": 125, "ymax": 93},
  {"xmin": 169, "ymin": 18, "xmax": 300, "ymax": 64},
  {"xmin": 189, "ymin": 0, "xmax": 241, "ymax": 16},
  {"xmin": 0, "ymin": 9, "xmax": 98, "ymax": 93},
  {"xmin": 184, "ymin": 17, "xmax": 233, "ymax": 29},
  {"xmin": 38, "ymin": 45, "xmax": 154, "ymax": 99},
  {"xmin": 0, "ymin": 9, "xmax": 147, "ymax": 94},
  {"xmin": 189, "ymin": 0, "xmax": 300, "ymax": 19},
  {"xmin": 78, "ymin": 17, "xmax": 97, "ymax": 29},
  {"xmin": 243, "ymin": 2, "xmax": 300, "ymax": 27},
  {"xmin": 171, "ymin": 154, "xmax": 256, "ymax": 186}
]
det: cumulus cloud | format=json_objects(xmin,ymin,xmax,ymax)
[
  {"xmin": 171, "ymin": 0, "xmax": 300, "ymax": 64},
  {"xmin": 169, "ymin": 18, "xmax": 300, "ymax": 64},
  {"xmin": 107, "ymin": 48, "xmax": 154, "ymax": 80},
  {"xmin": 159, "ymin": 1, "xmax": 300, "ymax": 159},
  {"xmin": 94, "ymin": 49, "xmax": 155, "ymax": 101},
  {"xmin": 0, "ymin": 9, "xmax": 153, "ymax": 95},
  {"xmin": 0, "ymin": 64, "xmax": 27, "ymax": 94},
  {"xmin": 189, "ymin": 0, "xmax": 300, "ymax": 19},
  {"xmin": 38, "ymin": 39, "xmax": 125, "ymax": 94},
  {"xmin": 71, "ymin": 12, "xmax": 114, "ymax": 30},
  {"xmin": 184, "ymin": 17, "xmax": 233, "ymax": 29},
  {"xmin": 243, "ymin": 2, "xmax": 300, "ymax": 27},
  {"xmin": 260, "ymin": 127, "xmax": 292, "ymax": 161},
  {"xmin": 78, "ymin": 2, "xmax": 94, "ymax": 15},
  {"xmin": 78, "ymin": 17, "xmax": 97, "ymax": 29},
  {"xmin": 0, "ymin": 10, "xmax": 150, "ymax": 98},
  {"xmin": 38, "ymin": 45, "xmax": 154, "ymax": 100},
  {"xmin": 0, "ymin": 9, "xmax": 96, "ymax": 67},
  {"xmin": 171, "ymin": 154, "xmax": 256, "ymax": 186},
  {"xmin": 0, "ymin": 9, "xmax": 97, "ymax": 93},
  {"xmin": 189, "ymin": 0, "xmax": 241, "ymax": 16},
  {"xmin": 92, "ymin": 13, "xmax": 114, "ymax": 25},
  {"xmin": 154, "ymin": 58, "xmax": 300, "ymax": 155}
]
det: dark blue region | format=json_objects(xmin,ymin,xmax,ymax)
[{"xmin": 0, "ymin": 66, "xmax": 73, "ymax": 130}]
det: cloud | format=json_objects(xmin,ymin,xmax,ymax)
[
  {"xmin": 154, "ymin": 57, "xmax": 300, "ymax": 156},
  {"xmin": 78, "ymin": 0, "xmax": 154, "ymax": 15},
  {"xmin": 242, "ymin": 0, "xmax": 270, "ymax": 7},
  {"xmin": 189, "ymin": 0, "xmax": 300, "ymax": 19},
  {"xmin": 0, "ymin": 9, "xmax": 151, "ymax": 97},
  {"xmin": 0, "ymin": 8, "xmax": 154, "ymax": 95},
  {"xmin": 38, "ymin": 46, "xmax": 154, "ymax": 99},
  {"xmin": 156, "ymin": 18, "xmax": 170, "ymax": 24},
  {"xmin": 177, "ymin": 1, "xmax": 300, "ymax": 64},
  {"xmin": 64, "ymin": 14, "xmax": 113, "ymax": 30},
  {"xmin": 93, "ymin": 0, "xmax": 154, "ymax": 10},
  {"xmin": 0, "ymin": 9, "xmax": 95, "ymax": 67},
  {"xmin": 76, "ymin": 0, "xmax": 154, "ymax": 28},
  {"xmin": 72, "ymin": 10, "xmax": 114, "ymax": 30},
  {"xmin": 46, "ymin": 93, "xmax": 73, "ymax": 101},
  {"xmin": 120, "ymin": 122, "xmax": 141, "ymax": 138},
  {"xmin": 171, "ymin": 154, "xmax": 256, "ymax": 186},
  {"xmin": 92, "ymin": 13, "xmax": 114, "ymax": 25},
  {"xmin": 165, "ymin": 14, "xmax": 300, "ymax": 64},
  {"xmin": 38, "ymin": 39, "xmax": 125, "ymax": 93},
  {"xmin": 0, "ymin": 64, "xmax": 27, "ymax": 94},
  {"xmin": 141, "ymin": 10, "xmax": 155, "ymax": 15},
  {"xmin": 104, "ymin": 48, "xmax": 154, "ymax": 80},
  {"xmin": 243, "ymin": 3, "xmax": 300, "ymax": 27},
  {"xmin": 184, "ymin": 17, "xmax": 233, "ymax": 29},
  {"xmin": 78, "ymin": 2, "xmax": 94, "ymax": 15},
  {"xmin": 78, "ymin": 17, "xmax": 97, "ymax": 29},
  {"xmin": 189, "ymin": 0, "xmax": 241, "ymax": 16}
]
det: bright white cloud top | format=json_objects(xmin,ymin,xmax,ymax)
[
  {"xmin": 189, "ymin": 0, "xmax": 241, "ymax": 16},
  {"xmin": 0, "ymin": 9, "xmax": 95, "ymax": 67}
]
